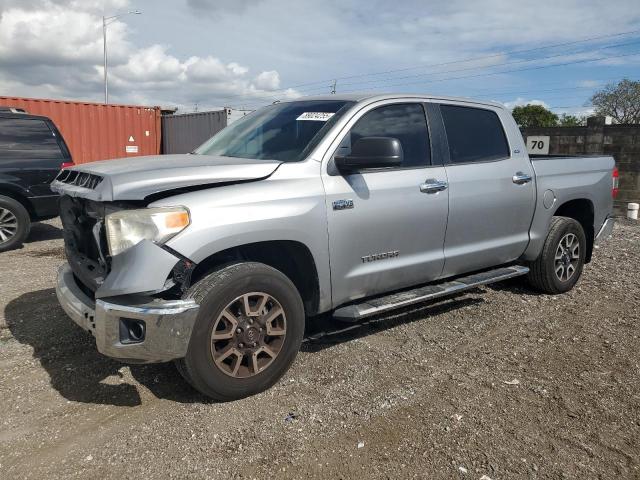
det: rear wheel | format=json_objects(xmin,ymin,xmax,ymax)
[
  {"xmin": 0, "ymin": 195, "xmax": 31, "ymax": 252},
  {"xmin": 176, "ymin": 262, "xmax": 305, "ymax": 401},
  {"xmin": 527, "ymin": 216, "xmax": 586, "ymax": 294}
]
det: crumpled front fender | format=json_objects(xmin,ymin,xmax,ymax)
[{"xmin": 96, "ymin": 239, "xmax": 180, "ymax": 299}]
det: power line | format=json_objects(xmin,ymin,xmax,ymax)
[
  {"xmin": 283, "ymin": 28, "xmax": 640, "ymax": 89},
  {"xmin": 548, "ymin": 105, "xmax": 594, "ymax": 110},
  {"xmin": 284, "ymin": 41, "xmax": 639, "ymax": 95},
  {"xmin": 186, "ymin": 29, "xmax": 640, "ymax": 106},
  {"xmin": 330, "ymin": 39, "xmax": 640, "ymax": 90},
  {"xmin": 337, "ymin": 51, "xmax": 640, "ymax": 93},
  {"xmin": 453, "ymin": 76, "xmax": 626, "ymax": 95},
  {"xmin": 222, "ymin": 75, "xmax": 638, "ymax": 110},
  {"xmin": 472, "ymin": 84, "xmax": 610, "ymax": 98}
]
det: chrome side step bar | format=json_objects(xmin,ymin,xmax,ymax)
[{"xmin": 333, "ymin": 265, "xmax": 529, "ymax": 322}]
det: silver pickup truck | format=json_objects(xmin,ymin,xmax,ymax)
[{"xmin": 52, "ymin": 94, "xmax": 616, "ymax": 401}]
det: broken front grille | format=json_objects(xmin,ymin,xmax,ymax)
[
  {"xmin": 55, "ymin": 169, "xmax": 104, "ymax": 190},
  {"xmin": 59, "ymin": 195, "xmax": 109, "ymax": 294}
]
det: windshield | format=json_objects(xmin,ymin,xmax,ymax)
[{"xmin": 194, "ymin": 100, "xmax": 354, "ymax": 162}]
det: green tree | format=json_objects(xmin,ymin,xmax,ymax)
[
  {"xmin": 591, "ymin": 78, "xmax": 640, "ymax": 124},
  {"xmin": 512, "ymin": 104, "xmax": 558, "ymax": 128},
  {"xmin": 558, "ymin": 114, "xmax": 585, "ymax": 126}
]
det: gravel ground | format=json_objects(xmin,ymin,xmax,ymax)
[{"xmin": 0, "ymin": 218, "xmax": 638, "ymax": 479}]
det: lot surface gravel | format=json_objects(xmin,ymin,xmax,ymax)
[{"xmin": 0, "ymin": 219, "xmax": 638, "ymax": 479}]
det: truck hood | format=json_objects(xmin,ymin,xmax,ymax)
[{"xmin": 51, "ymin": 154, "xmax": 282, "ymax": 202}]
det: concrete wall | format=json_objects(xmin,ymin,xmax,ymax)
[{"xmin": 523, "ymin": 117, "xmax": 640, "ymax": 213}]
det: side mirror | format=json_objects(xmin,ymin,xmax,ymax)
[{"xmin": 334, "ymin": 136, "xmax": 403, "ymax": 172}]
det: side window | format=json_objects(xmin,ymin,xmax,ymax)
[
  {"xmin": 440, "ymin": 105, "xmax": 510, "ymax": 164},
  {"xmin": 339, "ymin": 103, "xmax": 430, "ymax": 168},
  {"xmin": 0, "ymin": 118, "xmax": 64, "ymax": 160}
]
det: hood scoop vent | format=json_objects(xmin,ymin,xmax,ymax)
[{"xmin": 55, "ymin": 170, "xmax": 104, "ymax": 190}]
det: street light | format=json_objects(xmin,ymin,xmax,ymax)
[{"xmin": 102, "ymin": 10, "xmax": 142, "ymax": 104}]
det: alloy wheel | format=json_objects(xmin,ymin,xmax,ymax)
[
  {"xmin": 210, "ymin": 292, "xmax": 287, "ymax": 378},
  {"xmin": 0, "ymin": 207, "xmax": 18, "ymax": 244},
  {"xmin": 554, "ymin": 233, "xmax": 580, "ymax": 282}
]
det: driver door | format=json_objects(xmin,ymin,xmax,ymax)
[{"xmin": 322, "ymin": 101, "xmax": 449, "ymax": 307}]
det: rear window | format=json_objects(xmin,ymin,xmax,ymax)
[
  {"xmin": 440, "ymin": 105, "xmax": 510, "ymax": 164},
  {"xmin": 0, "ymin": 118, "xmax": 64, "ymax": 160}
]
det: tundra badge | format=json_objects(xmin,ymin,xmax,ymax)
[
  {"xmin": 361, "ymin": 251, "xmax": 399, "ymax": 263},
  {"xmin": 333, "ymin": 199, "xmax": 354, "ymax": 210}
]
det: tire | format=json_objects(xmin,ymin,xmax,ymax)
[
  {"xmin": 175, "ymin": 262, "xmax": 305, "ymax": 401},
  {"xmin": 0, "ymin": 195, "xmax": 31, "ymax": 253},
  {"xmin": 527, "ymin": 216, "xmax": 586, "ymax": 294}
]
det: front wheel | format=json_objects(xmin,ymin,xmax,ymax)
[
  {"xmin": 176, "ymin": 262, "xmax": 305, "ymax": 401},
  {"xmin": 527, "ymin": 216, "xmax": 586, "ymax": 294}
]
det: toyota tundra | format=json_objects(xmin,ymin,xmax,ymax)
[{"xmin": 52, "ymin": 94, "xmax": 616, "ymax": 401}]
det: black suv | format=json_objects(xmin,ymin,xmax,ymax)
[{"xmin": 0, "ymin": 108, "xmax": 73, "ymax": 252}]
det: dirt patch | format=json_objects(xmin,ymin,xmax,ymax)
[
  {"xmin": 0, "ymin": 218, "xmax": 638, "ymax": 479},
  {"xmin": 24, "ymin": 246, "xmax": 66, "ymax": 258}
]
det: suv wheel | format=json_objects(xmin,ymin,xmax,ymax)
[
  {"xmin": 527, "ymin": 216, "xmax": 586, "ymax": 294},
  {"xmin": 0, "ymin": 195, "xmax": 31, "ymax": 252},
  {"xmin": 176, "ymin": 262, "xmax": 305, "ymax": 401}
]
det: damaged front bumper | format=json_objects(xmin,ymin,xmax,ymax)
[{"xmin": 56, "ymin": 264, "xmax": 199, "ymax": 363}]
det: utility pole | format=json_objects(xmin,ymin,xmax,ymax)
[
  {"xmin": 102, "ymin": 16, "xmax": 108, "ymax": 104},
  {"xmin": 331, "ymin": 79, "xmax": 337, "ymax": 94},
  {"xmin": 102, "ymin": 10, "xmax": 142, "ymax": 104}
]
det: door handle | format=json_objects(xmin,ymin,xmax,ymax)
[
  {"xmin": 420, "ymin": 179, "xmax": 448, "ymax": 194},
  {"xmin": 512, "ymin": 172, "xmax": 532, "ymax": 185}
]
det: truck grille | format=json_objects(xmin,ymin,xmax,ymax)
[
  {"xmin": 58, "ymin": 195, "xmax": 109, "ymax": 294},
  {"xmin": 55, "ymin": 170, "xmax": 104, "ymax": 190}
]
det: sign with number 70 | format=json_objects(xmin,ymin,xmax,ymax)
[{"xmin": 526, "ymin": 136, "xmax": 550, "ymax": 155}]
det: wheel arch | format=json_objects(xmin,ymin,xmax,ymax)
[
  {"xmin": 0, "ymin": 186, "xmax": 36, "ymax": 220},
  {"xmin": 553, "ymin": 198, "xmax": 595, "ymax": 263},
  {"xmin": 190, "ymin": 240, "xmax": 322, "ymax": 317}
]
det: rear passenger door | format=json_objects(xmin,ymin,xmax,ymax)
[
  {"xmin": 436, "ymin": 103, "xmax": 535, "ymax": 277},
  {"xmin": 323, "ymin": 101, "xmax": 449, "ymax": 307}
]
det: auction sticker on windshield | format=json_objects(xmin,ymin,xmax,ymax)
[{"xmin": 296, "ymin": 112, "xmax": 335, "ymax": 121}]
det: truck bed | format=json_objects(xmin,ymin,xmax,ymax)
[{"xmin": 522, "ymin": 154, "xmax": 615, "ymax": 261}]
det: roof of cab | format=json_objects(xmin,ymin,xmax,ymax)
[{"xmin": 279, "ymin": 93, "xmax": 505, "ymax": 109}]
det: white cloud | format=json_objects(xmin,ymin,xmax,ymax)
[
  {"xmin": 227, "ymin": 62, "xmax": 249, "ymax": 76},
  {"xmin": 114, "ymin": 45, "xmax": 183, "ymax": 83},
  {"xmin": 501, "ymin": 98, "xmax": 596, "ymax": 118},
  {"xmin": 1, "ymin": 0, "xmax": 639, "ymax": 110},
  {"xmin": 555, "ymin": 106, "xmax": 596, "ymax": 117},
  {"xmin": 578, "ymin": 79, "xmax": 602, "ymax": 88},
  {"xmin": 0, "ymin": 7, "xmax": 120, "ymax": 66},
  {"xmin": 0, "ymin": 0, "xmax": 299, "ymax": 109},
  {"xmin": 502, "ymin": 98, "xmax": 551, "ymax": 110},
  {"xmin": 185, "ymin": 0, "xmax": 261, "ymax": 16},
  {"xmin": 253, "ymin": 71, "xmax": 280, "ymax": 91}
]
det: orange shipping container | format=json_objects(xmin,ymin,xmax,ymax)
[{"xmin": 0, "ymin": 96, "xmax": 161, "ymax": 164}]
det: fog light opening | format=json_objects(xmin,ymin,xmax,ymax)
[{"xmin": 119, "ymin": 318, "xmax": 146, "ymax": 344}]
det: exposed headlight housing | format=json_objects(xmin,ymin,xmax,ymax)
[{"xmin": 105, "ymin": 207, "xmax": 190, "ymax": 256}]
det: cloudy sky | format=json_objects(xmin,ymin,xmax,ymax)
[{"xmin": 1, "ymin": 0, "xmax": 639, "ymax": 115}]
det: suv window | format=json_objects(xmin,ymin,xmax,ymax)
[
  {"xmin": 440, "ymin": 105, "xmax": 509, "ymax": 164},
  {"xmin": 339, "ymin": 103, "xmax": 431, "ymax": 168},
  {"xmin": 0, "ymin": 118, "xmax": 64, "ymax": 160}
]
